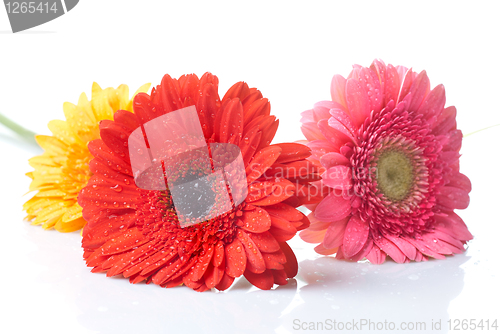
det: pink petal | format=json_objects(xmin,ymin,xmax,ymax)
[
  {"xmin": 384, "ymin": 64, "xmax": 400, "ymax": 105},
  {"xmin": 323, "ymin": 216, "xmax": 349, "ymax": 249},
  {"xmin": 434, "ymin": 211, "xmax": 473, "ymax": 241},
  {"xmin": 397, "ymin": 67, "xmax": 414, "ymax": 103},
  {"xmin": 432, "ymin": 230, "xmax": 465, "ymax": 252},
  {"xmin": 432, "ymin": 106, "xmax": 457, "ymax": 135},
  {"xmin": 307, "ymin": 212, "xmax": 331, "ymax": 231},
  {"xmin": 420, "ymin": 233, "xmax": 454, "ymax": 255},
  {"xmin": 436, "ymin": 186, "xmax": 470, "ymax": 210},
  {"xmin": 322, "ymin": 165, "xmax": 353, "ymax": 190},
  {"xmin": 314, "ymin": 243, "xmax": 338, "ymax": 255},
  {"xmin": 317, "ymin": 119, "xmax": 352, "ymax": 149},
  {"xmin": 347, "ymin": 238, "xmax": 373, "ymax": 262},
  {"xmin": 417, "ymin": 84, "xmax": 446, "ymax": 124},
  {"xmin": 383, "ymin": 234, "xmax": 417, "ymax": 261},
  {"xmin": 342, "ymin": 215, "xmax": 370, "ymax": 258},
  {"xmin": 329, "ymin": 108, "xmax": 357, "ymax": 140},
  {"xmin": 408, "ymin": 70, "xmax": 431, "ymax": 111},
  {"xmin": 446, "ymin": 173, "xmax": 472, "ymax": 193},
  {"xmin": 301, "ymin": 122, "xmax": 325, "ymax": 141},
  {"xmin": 404, "ymin": 237, "xmax": 446, "ymax": 260},
  {"xmin": 345, "ymin": 78, "xmax": 370, "ymax": 127},
  {"xmin": 443, "ymin": 129, "xmax": 463, "ymax": 152},
  {"xmin": 319, "ymin": 152, "xmax": 350, "ymax": 169},
  {"xmin": 308, "ymin": 140, "xmax": 336, "ymax": 160},
  {"xmin": 299, "ymin": 229, "xmax": 326, "ymax": 243},
  {"xmin": 314, "ymin": 192, "xmax": 352, "ymax": 222},
  {"xmin": 372, "ymin": 235, "xmax": 406, "ymax": 263},
  {"xmin": 331, "ymin": 74, "xmax": 347, "ymax": 108},
  {"xmin": 369, "ymin": 59, "xmax": 386, "ymax": 93},
  {"xmin": 366, "ymin": 245, "xmax": 386, "ymax": 264},
  {"xmin": 352, "ymin": 67, "xmax": 383, "ymax": 113}
]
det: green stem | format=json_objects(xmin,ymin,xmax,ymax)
[
  {"xmin": 464, "ymin": 124, "xmax": 500, "ymax": 138},
  {"xmin": 0, "ymin": 113, "xmax": 38, "ymax": 145}
]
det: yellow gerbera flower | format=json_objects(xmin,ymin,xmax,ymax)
[{"xmin": 23, "ymin": 82, "xmax": 150, "ymax": 232}]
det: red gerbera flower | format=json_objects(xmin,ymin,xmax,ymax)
[
  {"xmin": 300, "ymin": 60, "xmax": 472, "ymax": 263},
  {"xmin": 78, "ymin": 73, "xmax": 319, "ymax": 291}
]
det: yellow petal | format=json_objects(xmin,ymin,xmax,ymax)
[
  {"xmin": 35, "ymin": 135, "xmax": 68, "ymax": 156},
  {"xmin": 55, "ymin": 216, "xmax": 86, "ymax": 232},
  {"xmin": 48, "ymin": 120, "xmax": 80, "ymax": 146},
  {"xmin": 62, "ymin": 204, "xmax": 83, "ymax": 223}
]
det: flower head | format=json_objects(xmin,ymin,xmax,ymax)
[
  {"xmin": 24, "ymin": 83, "xmax": 150, "ymax": 232},
  {"xmin": 300, "ymin": 60, "xmax": 472, "ymax": 263},
  {"xmin": 78, "ymin": 73, "xmax": 319, "ymax": 291}
]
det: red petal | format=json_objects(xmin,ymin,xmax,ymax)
[
  {"xmin": 245, "ymin": 146, "xmax": 282, "ymax": 184},
  {"xmin": 159, "ymin": 74, "xmax": 182, "ymax": 113},
  {"xmin": 250, "ymin": 231, "xmax": 280, "ymax": 253},
  {"xmin": 222, "ymin": 81, "xmax": 250, "ymax": 103},
  {"xmin": 240, "ymin": 207, "xmax": 272, "ymax": 233},
  {"xmin": 240, "ymin": 127, "xmax": 262, "ymax": 166},
  {"xmin": 280, "ymin": 241, "xmax": 298, "ymax": 278},
  {"xmin": 88, "ymin": 140, "xmax": 132, "ymax": 176},
  {"xmin": 273, "ymin": 143, "xmax": 311, "ymax": 164},
  {"xmin": 249, "ymin": 178, "xmax": 295, "ymax": 206},
  {"xmin": 243, "ymin": 98, "xmax": 269, "ymax": 124},
  {"xmin": 224, "ymin": 238, "xmax": 246, "ymax": 277},
  {"xmin": 244, "ymin": 268, "xmax": 274, "ymax": 290},
  {"xmin": 272, "ymin": 269, "xmax": 288, "ymax": 286},
  {"xmin": 99, "ymin": 227, "xmax": 147, "ymax": 256},
  {"xmin": 265, "ymin": 203, "xmax": 303, "ymax": 222},
  {"xmin": 257, "ymin": 118, "xmax": 279, "ymax": 151},
  {"xmin": 269, "ymin": 216, "xmax": 297, "ymax": 242},
  {"xmin": 204, "ymin": 261, "xmax": 224, "ymax": 289},
  {"xmin": 187, "ymin": 245, "xmax": 215, "ymax": 282},
  {"xmin": 215, "ymin": 272, "xmax": 235, "ymax": 291},
  {"xmin": 237, "ymin": 230, "xmax": 266, "ymax": 274},
  {"xmin": 196, "ymin": 83, "xmax": 219, "ymax": 138},
  {"xmin": 261, "ymin": 249, "xmax": 286, "ymax": 270},
  {"xmin": 212, "ymin": 241, "xmax": 225, "ymax": 268},
  {"xmin": 216, "ymin": 98, "xmax": 243, "ymax": 144}
]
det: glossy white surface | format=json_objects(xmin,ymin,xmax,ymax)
[{"xmin": 1, "ymin": 1, "xmax": 499, "ymax": 333}]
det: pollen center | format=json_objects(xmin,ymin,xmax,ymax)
[{"xmin": 376, "ymin": 150, "xmax": 414, "ymax": 201}]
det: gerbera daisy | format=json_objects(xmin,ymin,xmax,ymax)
[
  {"xmin": 24, "ymin": 83, "xmax": 150, "ymax": 232},
  {"xmin": 300, "ymin": 59, "xmax": 472, "ymax": 263},
  {"xmin": 78, "ymin": 73, "xmax": 319, "ymax": 291}
]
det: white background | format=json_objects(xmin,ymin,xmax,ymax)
[{"xmin": 1, "ymin": 1, "xmax": 499, "ymax": 333}]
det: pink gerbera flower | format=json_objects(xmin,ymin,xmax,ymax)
[{"xmin": 299, "ymin": 59, "xmax": 472, "ymax": 263}]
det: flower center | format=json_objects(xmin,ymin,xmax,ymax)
[{"xmin": 376, "ymin": 150, "xmax": 414, "ymax": 201}]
